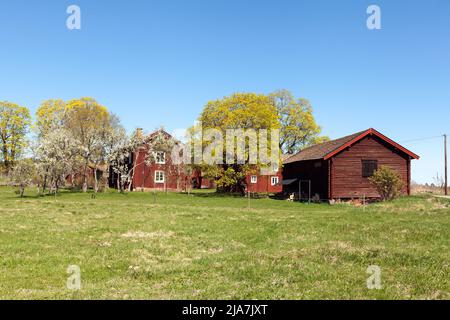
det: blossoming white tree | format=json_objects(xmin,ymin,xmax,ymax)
[
  {"xmin": 8, "ymin": 159, "xmax": 36, "ymax": 197},
  {"xmin": 34, "ymin": 128, "xmax": 81, "ymax": 194},
  {"xmin": 108, "ymin": 130, "xmax": 144, "ymax": 193}
]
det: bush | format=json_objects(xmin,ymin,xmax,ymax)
[{"xmin": 368, "ymin": 165, "xmax": 404, "ymax": 201}]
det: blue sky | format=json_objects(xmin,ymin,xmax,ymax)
[{"xmin": 0, "ymin": 0, "xmax": 448, "ymax": 183}]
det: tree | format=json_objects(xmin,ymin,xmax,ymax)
[
  {"xmin": 35, "ymin": 99, "xmax": 66, "ymax": 137},
  {"xmin": 0, "ymin": 101, "xmax": 31, "ymax": 171},
  {"xmin": 64, "ymin": 97, "xmax": 111, "ymax": 192},
  {"xmin": 270, "ymin": 89, "xmax": 328, "ymax": 154},
  {"xmin": 90, "ymin": 116, "xmax": 126, "ymax": 193},
  {"xmin": 198, "ymin": 93, "xmax": 280, "ymax": 193},
  {"xmin": 108, "ymin": 129, "xmax": 144, "ymax": 193},
  {"xmin": 368, "ymin": 166, "xmax": 404, "ymax": 201},
  {"xmin": 9, "ymin": 159, "xmax": 36, "ymax": 197},
  {"xmin": 34, "ymin": 128, "xmax": 82, "ymax": 195}
]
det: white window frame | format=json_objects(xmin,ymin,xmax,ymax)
[
  {"xmin": 250, "ymin": 175, "xmax": 258, "ymax": 184},
  {"xmin": 154, "ymin": 170, "xmax": 165, "ymax": 183},
  {"xmin": 271, "ymin": 176, "xmax": 279, "ymax": 186},
  {"xmin": 155, "ymin": 151, "xmax": 166, "ymax": 164}
]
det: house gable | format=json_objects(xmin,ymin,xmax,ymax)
[{"xmin": 330, "ymin": 134, "xmax": 410, "ymax": 198}]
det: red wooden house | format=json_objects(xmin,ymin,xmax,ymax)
[
  {"xmin": 131, "ymin": 130, "xmax": 189, "ymax": 191},
  {"xmin": 244, "ymin": 157, "xmax": 287, "ymax": 194},
  {"xmin": 282, "ymin": 128, "xmax": 419, "ymax": 200},
  {"xmin": 127, "ymin": 129, "xmax": 214, "ymax": 191}
]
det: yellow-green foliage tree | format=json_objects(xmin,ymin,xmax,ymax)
[
  {"xmin": 270, "ymin": 89, "xmax": 328, "ymax": 154},
  {"xmin": 35, "ymin": 99, "xmax": 66, "ymax": 137},
  {"xmin": 64, "ymin": 97, "xmax": 112, "ymax": 192},
  {"xmin": 198, "ymin": 93, "xmax": 280, "ymax": 193},
  {"xmin": 0, "ymin": 101, "xmax": 31, "ymax": 171}
]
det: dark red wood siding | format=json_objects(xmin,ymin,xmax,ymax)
[
  {"xmin": 330, "ymin": 135, "xmax": 410, "ymax": 199},
  {"xmin": 132, "ymin": 149, "xmax": 187, "ymax": 191},
  {"xmin": 245, "ymin": 171, "xmax": 283, "ymax": 193}
]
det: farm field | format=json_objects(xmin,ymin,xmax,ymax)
[{"xmin": 0, "ymin": 187, "xmax": 449, "ymax": 299}]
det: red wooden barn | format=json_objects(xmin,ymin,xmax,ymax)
[{"xmin": 282, "ymin": 128, "xmax": 419, "ymax": 200}]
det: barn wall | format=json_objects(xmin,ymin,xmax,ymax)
[
  {"xmin": 331, "ymin": 135, "xmax": 409, "ymax": 199},
  {"xmin": 245, "ymin": 171, "xmax": 283, "ymax": 193},
  {"xmin": 132, "ymin": 149, "xmax": 187, "ymax": 191},
  {"xmin": 283, "ymin": 160, "xmax": 328, "ymax": 199},
  {"xmin": 191, "ymin": 170, "xmax": 215, "ymax": 189}
]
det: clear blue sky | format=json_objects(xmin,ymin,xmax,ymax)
[{"xmin": 0, "ymin": 0, "xmax": 448, "ymax": 183}]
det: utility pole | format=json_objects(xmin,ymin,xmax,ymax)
[{"xmin": 445, "ymin": 134, "xmax": 448, "ymax": 196}]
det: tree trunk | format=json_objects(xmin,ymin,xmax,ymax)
[
  {"xmin": 94, "ymin": 166, "xmax": 98, "ymax": 193},
  {"xmin": 1, "ymin": 142, "xmax": 9, "ymax": 171},
  {"xmin": 128, "ymin": 167, "xmax": 135, "ymax": 192},
  {"xmin": 117, "ymin": 175, "xmax": 121, "ymax": 192},
  {"xmin": 82, "ymin": 161, "xmax": 88, "ymax": 193},
  {"xmin": 42, "ymin": 174, "xmax": 47, "ymax": 194}
]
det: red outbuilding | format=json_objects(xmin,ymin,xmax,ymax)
[{"xmin": 282, "ymin": 128, "xmax": 419, "ymax": 200}]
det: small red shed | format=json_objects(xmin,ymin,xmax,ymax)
[{"xmin": 282, "ymin": 128, "xmax": 419, "ymax": 200}]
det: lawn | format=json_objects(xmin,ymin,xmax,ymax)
[{"xmin": 0, "ymin": 186, "xmax": 448, "ymax": 300}]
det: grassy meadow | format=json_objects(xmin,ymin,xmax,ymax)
[{"xmin": 0, "ymin": 186, "xmax": 448, "ymax": 299}]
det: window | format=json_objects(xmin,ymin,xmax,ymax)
[
  {"xmin": 250, "ymin": 175, "xmax": 257, "ymax": 184},
  {"xmin": 154, "ymin": 170, "xmax": 165, "ymax": 183},
  {"xmin": 314, "ymin": 161, "xmax": 322, "ymax": 168},
  {"xmin": 271, "ymin": 176, "xmax": 279, "ymax": 186},
  {"xmin": 155, "ymin": 151, "xmax": 165, "ymax": 164},
  {"xmin": 362, "ymin": 160, "xmax": 378, "ymax": 178}
]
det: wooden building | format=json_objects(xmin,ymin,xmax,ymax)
[
  {"xmin": 244, "ymin": 160, "xmax": 285, "ymax": 194},
  {"xmin": 282, "ymin": 128, "xmax": 419, "ymax": 200},
  {"xmin": 131, "ymin": 130, "xmax": 188, "ymax": 191}
]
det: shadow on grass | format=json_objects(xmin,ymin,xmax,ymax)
[
  {"xmin": 189, "ymin": 190, "xmax": 245, "ymax": 198},
  {"xmin": 5, "ymin": 187, "xmax": 131, "ymax": 201}
]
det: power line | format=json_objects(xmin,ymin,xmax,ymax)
[{"xmin": 400, "ymin": 135, "xmax": 443, "ymax": 144}]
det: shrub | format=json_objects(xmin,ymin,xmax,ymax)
[{"xmin": 368, "ymin": 165, "xmax": 404, "ymax": 201}]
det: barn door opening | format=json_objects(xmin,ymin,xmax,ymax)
[{"xmin": 298, "ymin": 180, "xmax": 311, "ymax": 203}]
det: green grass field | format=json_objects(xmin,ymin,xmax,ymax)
[{"xmin": 0, "ymin": 186, "xmax": 448, "ymax": 300}]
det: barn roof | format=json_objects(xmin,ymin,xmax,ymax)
[{"xmin": 283, "ymin": 128, "xmax": 419, "ymax": 164}]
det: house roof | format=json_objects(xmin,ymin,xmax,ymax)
[{"xmin": 283, "ymin": 128, "xmax": 419, "ymax": 164}]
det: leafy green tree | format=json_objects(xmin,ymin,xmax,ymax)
[
  {"xmin": 64, "ymin": 97, "xmax": 112, "ymax": 192},
  {"xmin": 368, "ymin": 166, "xmax": 404, "ymax": 201},
  {"xmin": 198, "ymin": 93, "xmax": 280, "ymax": 193},
  {"xmin": 0, "ymin": 101, "xmax": 31, "ymax": 171},
  {"xmin": 35, "ymin": 99, "xmax": 66, "ymax": 137},
  {"xmin": 270, "ymin": 89, "xmax": 328, "ymax": 154}
]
